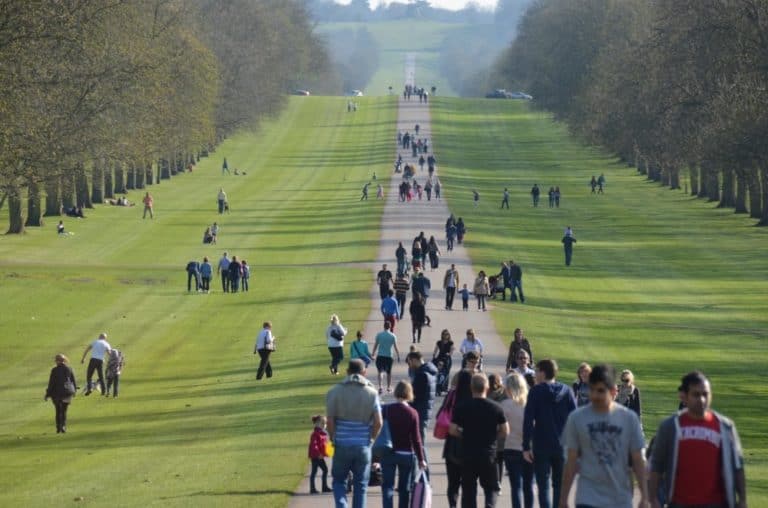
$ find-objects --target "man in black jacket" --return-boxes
[407,351,438,460]
[509,260,525,302]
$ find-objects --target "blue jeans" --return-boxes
[510,280,524,302]
[332,444,371,508]
[382,452,415,508]
[533,448,564,508]
[503,450,534,508]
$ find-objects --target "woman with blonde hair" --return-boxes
[616,369,641,418]
[326,314,347,375]
[572,362,592,407]
[381,380,426,508]
[501,372,533,508]
[44,354,78,433]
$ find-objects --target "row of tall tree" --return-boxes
[0,0,334,233]
[492,0,768,225]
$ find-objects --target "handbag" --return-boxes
[433,390,455,440]
[410,470,432,508]
[372,406,393,458]
[63,378,76,396]
[330,328,344,341]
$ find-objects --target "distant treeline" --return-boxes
[0,0,337,234]
[324,28,380,93]
[490,0,768,225]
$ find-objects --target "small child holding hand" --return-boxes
[458,283,471,311]
[307,415,332,494]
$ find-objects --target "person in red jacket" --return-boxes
[307,415,332,494]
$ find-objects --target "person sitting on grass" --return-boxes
[203,227,214,244]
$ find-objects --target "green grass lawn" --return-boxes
[0,96,396,507]
[430,97,768,503]
[318,20,464,96]
[2,93,766,507]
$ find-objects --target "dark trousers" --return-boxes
[511,280,525,302]
[533,448,564,508]
[396,293,406,319]
[53,399,69,432]
[230,276,240,293]
[476,294,486,310]
[446,237,454,251]
[412,323,423,343]
[446,460,462,508]
[86,358,105,393]
[256,349,273,379]
[461,454,499,508]
[504,450,534,508]
[106,374,120,397]
[201,276,210,291]
[218,199,225,214]
[328,347,344,373]
[221,272,230,292]
[242,277,249,291]
[310,458,329,491]
[446,286,456,309]
[379,285,389,300]
[564,247,573,266]
[187,272,200,291]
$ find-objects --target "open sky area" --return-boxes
[335,0,499,11]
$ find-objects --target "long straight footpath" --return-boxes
[289,98,513,508]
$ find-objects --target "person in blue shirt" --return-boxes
[380,289,400,332]
[199,257,212,293]
[372,322,401,395]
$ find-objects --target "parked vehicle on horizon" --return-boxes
[345,89,364,97]
[485,89,532,100]
[292,89,311,96]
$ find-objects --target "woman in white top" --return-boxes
[459,328,484,370]
[326,314,347,375]
[500,372,534,508]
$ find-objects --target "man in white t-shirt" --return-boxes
[560,364,649,508]
[254,322,276,380]
[80,332,112,396]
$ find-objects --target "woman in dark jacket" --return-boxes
[409,295,427,344]
[45,354,77,433]
[440,370,473,508]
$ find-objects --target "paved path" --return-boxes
[290,98,516,507]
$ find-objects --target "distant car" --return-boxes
[345,90,364,97]
[292,89,310,96]
[485,89,532,100]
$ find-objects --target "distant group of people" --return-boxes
[403,84,429,102]
[184,252,250,293]
[203,222,219,244]
[590,173,606,193]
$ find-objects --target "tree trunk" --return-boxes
[104,161,114,199]
[44,176,61,216]
[648,162,661,182]
[698,162,709,198]
[75,163,91,208]
[689,163,699,196]
[6,185,25,234]
[170,153,179,176]
[145,161,153,186]
[718,167,734,208]
[126,162,136,189]
[61,172,75,210]
[734,168,748,214]
[113,161,126,194]
[637,157,647,175]
[25,180,43,226]
[748,163,762,219]
[701,161,719,202]
[160,158,171,180]
[136,161,145,189]
[155,160,161,184]
[91,158,104,204]
[669,165,680,189]
[758,162,768,226]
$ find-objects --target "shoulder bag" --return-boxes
[372,405,393,459]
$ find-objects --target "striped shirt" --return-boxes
[334,418,376,446]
